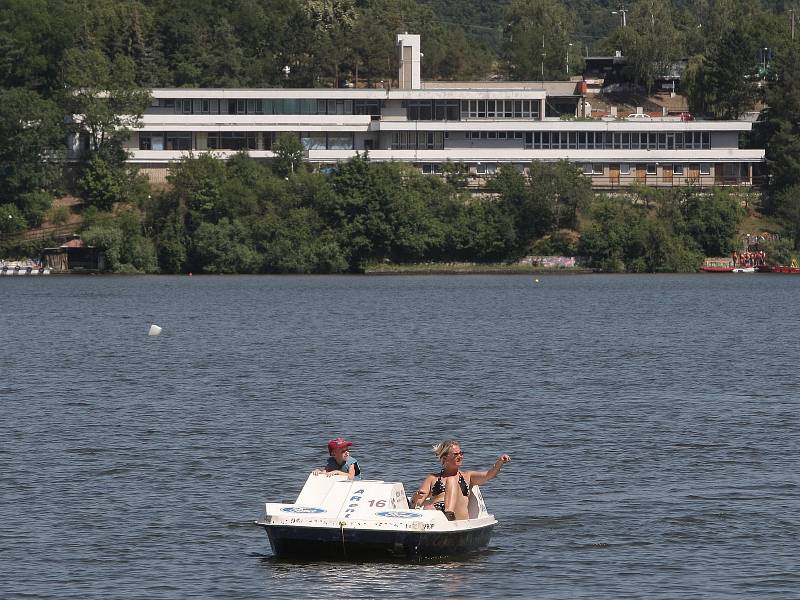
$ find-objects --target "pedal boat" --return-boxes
[256,473,497,560]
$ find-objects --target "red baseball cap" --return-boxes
[327,437,353,454]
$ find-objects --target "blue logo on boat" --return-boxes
[281,507,325,514]
[376,511,422,519]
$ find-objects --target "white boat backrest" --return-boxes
[467,485,489,519]
[295,473,409,518]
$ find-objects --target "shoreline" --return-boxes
[364,262,594,275]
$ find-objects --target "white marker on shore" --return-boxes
[148,324,162,337]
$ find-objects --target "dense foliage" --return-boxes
[2,0,800,268]
[140,154,595,274]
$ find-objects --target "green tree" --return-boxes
[604,1,681,94]
[760,41,800,196]
[529,161,593,230]
[701,26,759,119]
[81,223,124,271]
[774,185,800,250]
[501,0,576,80]
[0,88,64,205]
[61,47,151,153]
[0,204,26,235]
[190,218,260,274]
[272,134,306,178]
[681,188,743,256]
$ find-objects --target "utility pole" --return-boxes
[566,43,573,75]
[541,34,546,82]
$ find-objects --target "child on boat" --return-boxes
[313,437,362,480]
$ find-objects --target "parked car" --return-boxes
[679,112,694,121]
[626,113,651,120]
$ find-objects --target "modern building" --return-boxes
[120,33,764,189]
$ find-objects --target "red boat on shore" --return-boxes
[700,258,734,273]
[757,264,800,273]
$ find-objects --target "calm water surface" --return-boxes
[1,274,799,598]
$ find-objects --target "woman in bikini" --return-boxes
[412,440,511,520]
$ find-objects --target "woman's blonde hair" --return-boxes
[432,440,460,461]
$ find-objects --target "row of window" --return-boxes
[466,131,525,140]
[158,98,381,116]
[416,162,749,179]
[581,163,712,176]
[581,163,747,178]
[391,131,446,150]
[139,131,357,151]
[300,133,355,151]
[154,97,542,120]
[528,131,713,150]
[461,100,540,120]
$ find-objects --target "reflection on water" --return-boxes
[2,274,800,598]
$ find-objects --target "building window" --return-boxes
[300,134,327,150]
[353,100,382,115]
[722,163,741,179]
[620,163,630,175]
[327,134,354,150]
[592,164,604,175]
[673,164,684,175]
[165,132,192,150]
[247,99,263,114]
[139,135,152,150]
[207,132,258,150]
[582,163,593,175]
[700,163,711,175]
[460,98,538,120]
[391,131,443,150]
[646,163,657,175]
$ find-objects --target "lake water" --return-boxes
[2,274,799,598]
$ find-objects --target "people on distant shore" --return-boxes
[313,437,361,480]
[731,249,766,268]
[412,440,510,520]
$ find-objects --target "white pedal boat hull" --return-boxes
[257,474,497,560]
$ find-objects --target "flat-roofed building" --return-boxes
[114,33,764,189]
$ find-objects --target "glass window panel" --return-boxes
[165,132,192,150]
[301,134,326,150]
[328,135,353,150]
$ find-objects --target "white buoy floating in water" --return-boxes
[148,324,162,337]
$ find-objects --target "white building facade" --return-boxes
[122,34,765,189]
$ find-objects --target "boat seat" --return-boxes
[467,486,486,519]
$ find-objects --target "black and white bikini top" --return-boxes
[430,471,469,497]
